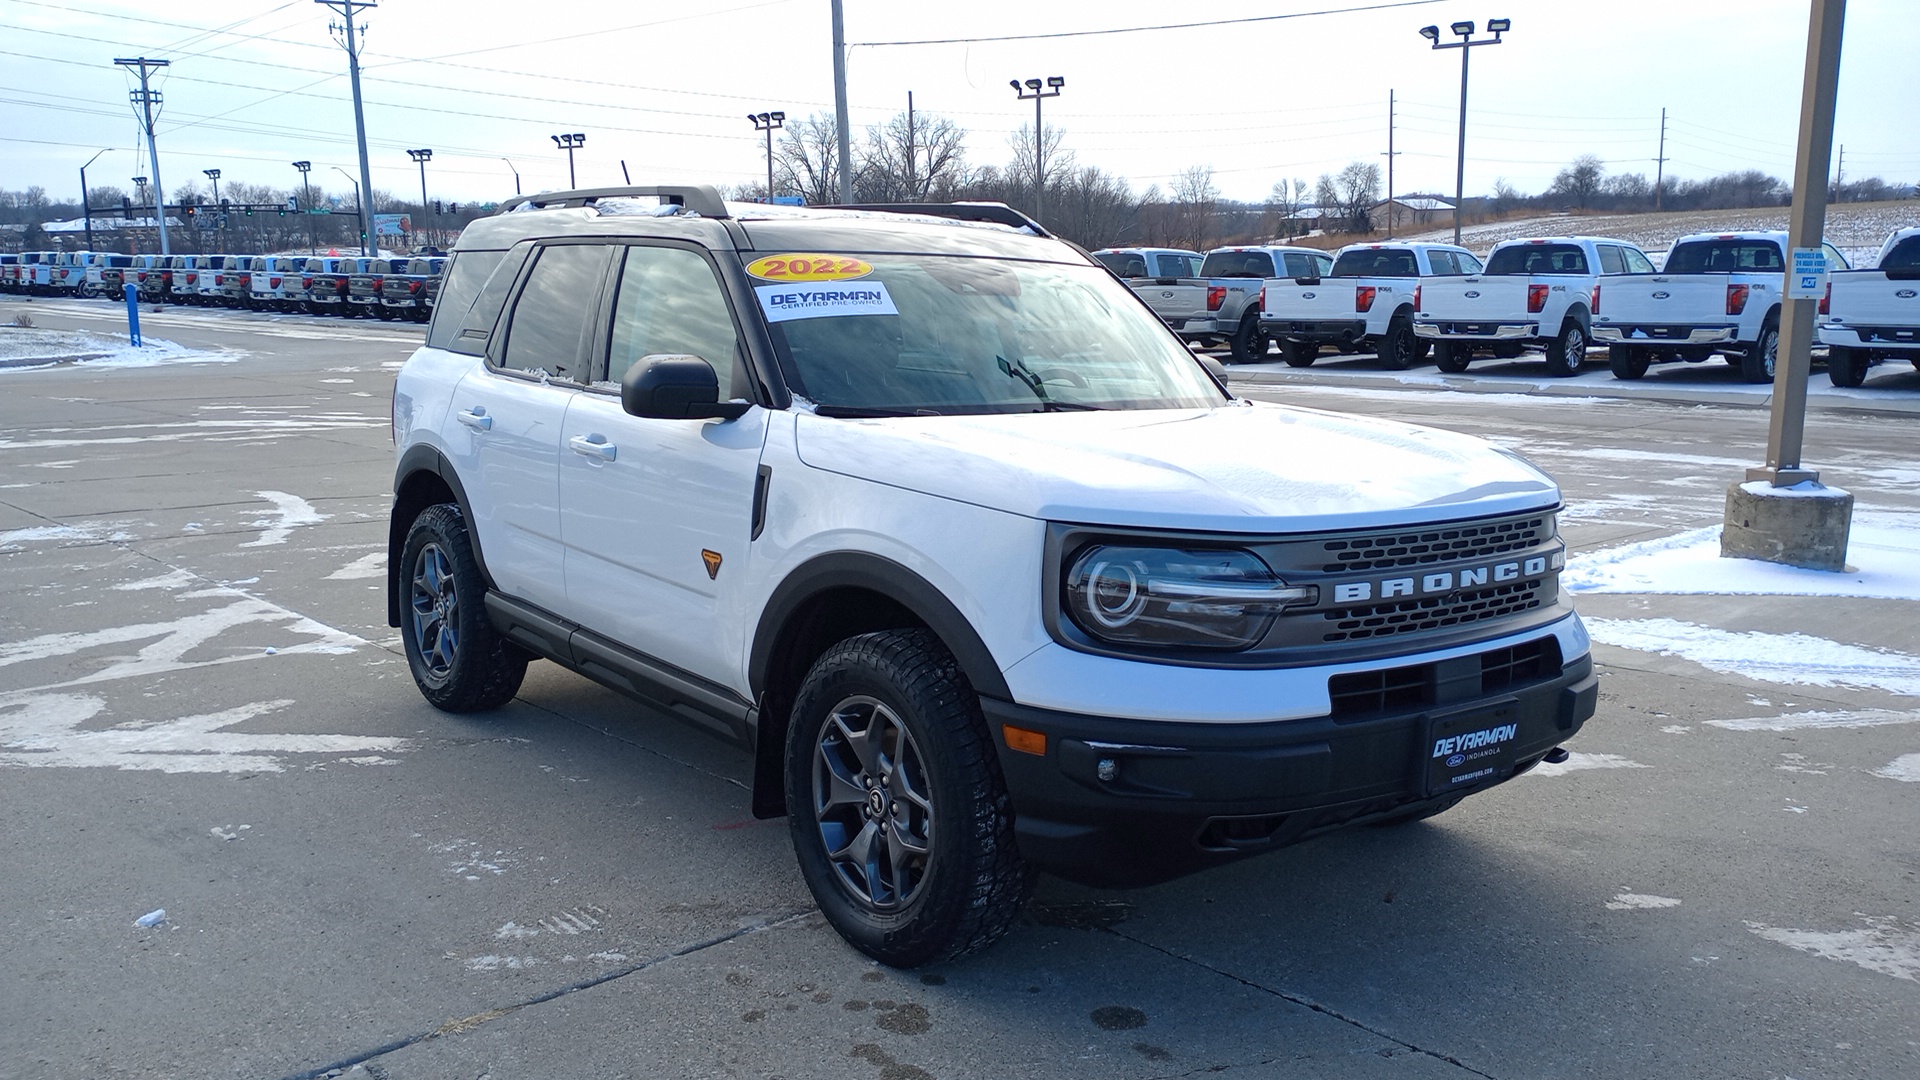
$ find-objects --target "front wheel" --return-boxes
[1433,342,1471,373]
[1608,344,1650,380]
[786,629,1033,968]
[1826,346,1868,388]
[1229,314,1267,362]
[1739,318,1780,383]
[399,504,528,712]
[1378,317,1418,370]
[1547,321,1588,377]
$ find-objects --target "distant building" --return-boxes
[1373,196,1455,233]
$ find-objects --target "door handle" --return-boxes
[456,408,492,431]
[569,434,616,461]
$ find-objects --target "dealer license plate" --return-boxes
[1424,701,1520,796]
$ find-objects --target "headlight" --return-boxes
[1064,545,1317,650]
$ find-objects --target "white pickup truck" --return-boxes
[1591,231,1851,382]
[1261,242,1482,369]
[1157,245,1334,361]
[1415,236,1656,376]
[1821,226,1920,387]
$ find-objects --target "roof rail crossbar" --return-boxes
[815,201,1050,238]
[508,185,729,218]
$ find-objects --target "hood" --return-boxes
[794,400,1559,532]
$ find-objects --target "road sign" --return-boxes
[1787,247,1830,300]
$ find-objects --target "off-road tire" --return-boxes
[400,503,527,713]
[786,629,1033,968]
[1229,313,1267,362]
[1280,339,1316,367]
[1739,316,1780,383]
[1379,315,1418,370]
[1826,346,1868,388]
[1609,344,1650,380]
[1433,342,1471,373]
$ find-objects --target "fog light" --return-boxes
[1096,758,1118,782]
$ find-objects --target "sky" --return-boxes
[3,0,1918,210]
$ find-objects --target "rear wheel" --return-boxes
[1433,342,1471,374]
[1609,344,1650,380]
[1546,321,1588,377]
[1378,316,1418,370]
[1739,317,1780,383]
[1280,339,1316,368]
[1826,346,1868,388]
[786,629,1033,968]
[1229,313,1267,362]
[399,504,527,713]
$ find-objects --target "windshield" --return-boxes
[757,255,1226,417]
[1663,240,1783,274]
[1200,250,1274,278]
[1331,249,1419,277]
[1484,244,1589,275]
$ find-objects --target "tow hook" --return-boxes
[1542,747,1571,764]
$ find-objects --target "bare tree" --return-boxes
[1004,123,1071,218]
[1266,177,1308,238]
[1047,166,1139,250]
[856,110,968,202]
[773,112,843,205]
[1169,165,1218,251]
[1489,178,1522,215]
[1548,155,1606,209]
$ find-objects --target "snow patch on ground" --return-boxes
[1586,618,1920,697]
[1870,754,1920,783]
[1607,893,1682,910]
[1746,915,1920,983]
[1707,710,1920,732]
[1565,523,1920,599]
[1527,752,1650,777]
[0,327,237,369]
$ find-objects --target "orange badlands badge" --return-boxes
[701,550,723,579]
[744,254,874,282]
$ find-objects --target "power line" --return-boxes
[848,0,1449,46]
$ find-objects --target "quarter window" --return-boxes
[1598,245,1627,275]
[605,246,741,392]
[1622,247,1655,274]
[499,244,607,380]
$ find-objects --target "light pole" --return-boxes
[407,148,432,250]
[551,133,585,188]
[334,165,365,254]
[80,148,109,252]
[131,177,149,255]
[292,161,316,253]
[1419,18,1508,245]
[749,111,786,202]
[1010,76,1064,224]
[203,168,222,242]
[501,157,520,195]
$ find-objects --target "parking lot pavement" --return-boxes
[3,302,1916,1080]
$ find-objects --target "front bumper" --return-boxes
[988,643,1596,887]
[1592,324,1736,345]
[1415,321,1536,340]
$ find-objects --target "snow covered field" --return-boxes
[0,326,235,369]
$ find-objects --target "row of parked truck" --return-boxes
[1097,226,1920,388]
[0,251,446,321]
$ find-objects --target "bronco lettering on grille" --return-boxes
[1332,557,1549,604]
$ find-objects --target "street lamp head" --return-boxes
[572,133,585,144]
[1486,18,1511,33]
[551,134,563,148]
[770,110,785,123]
[292,160,311,173]
[1451,20,1475,36]
[1024,78,1042,90]
[133,176,147,186]
[407,148,433,163]
[203,168,220,180]
[1419,24,1440,41]
[1046,76,1065,89]
[1009,79,1021,91]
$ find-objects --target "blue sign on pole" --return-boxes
[123,282,142,347]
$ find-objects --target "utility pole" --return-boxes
[1381,89,1401,238]
[407,149,432,250]
[115,57,171,256]
[906,91,917,198]
[317,0,376,256]
[80,148,109,252]
[1012,77,1065,224]
[831,0,852,202]
[1654,107,1669,211]
[1834,143,1845,199]
[292,161,315,253]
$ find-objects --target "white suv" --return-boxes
[390,185,1597,967]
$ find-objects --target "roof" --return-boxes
[1377,196,1455,212]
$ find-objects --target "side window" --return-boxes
[499,244,607,380]
[426,251,506,351]
[1427,250,1457,275]
[1821,243,1849,271]
[450,245,532,356]
[605,246,741,394]
[1457,252,1485,274]
[1598,245,1627,275]
[1622,247,1655,274]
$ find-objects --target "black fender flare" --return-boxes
[387,444,489,627]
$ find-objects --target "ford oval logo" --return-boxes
[1653,290,1671,299]
[1464,290,1480,298]
[1898,289,1918,299]
[1161,291,1174,298]
[1446,753,1466,768]
[1302,291,1316,299]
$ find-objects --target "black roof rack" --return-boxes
[506,185,729,218]
[813,201,1050,238]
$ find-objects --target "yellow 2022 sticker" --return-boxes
[745,254,873,282]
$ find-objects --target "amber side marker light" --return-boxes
[1003,725,1048,756]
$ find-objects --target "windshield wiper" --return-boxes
[1035,400,1107,412]
[997,354,1049,401]
[813,404,934,418]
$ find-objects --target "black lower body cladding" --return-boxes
[985,645,1595,888]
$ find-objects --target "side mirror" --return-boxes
[1194,352,1231,394]
[621,354,750,420]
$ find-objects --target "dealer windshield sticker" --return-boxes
[755,281,899,323]
[745,254,874,282]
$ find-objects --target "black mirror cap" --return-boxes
[1195,353,1232,395]
[621,354,750,420]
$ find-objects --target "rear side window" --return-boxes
[1484,244,1589,275]
[1200,250,1274,278]
[604,246,741,393]
[1280,253,1321,278]
[1153,253,1201,277]
[1330,249,1418,277]
[428,250,511,353]
[1663,241,1783,274]
[1427,251,1458,275]
[1097,252,1148,278]
[1598,245,1627,274]
[498,244,607,380]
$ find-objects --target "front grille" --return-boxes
[1319,515,1551,573]
[1323,579,1546,643]
[1327,636,1561,719]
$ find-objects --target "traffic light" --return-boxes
[122,196,132,219]
[448,203,459,214]
[433,199,443,215]
[184,204,196,220]
[245,204,254,216]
